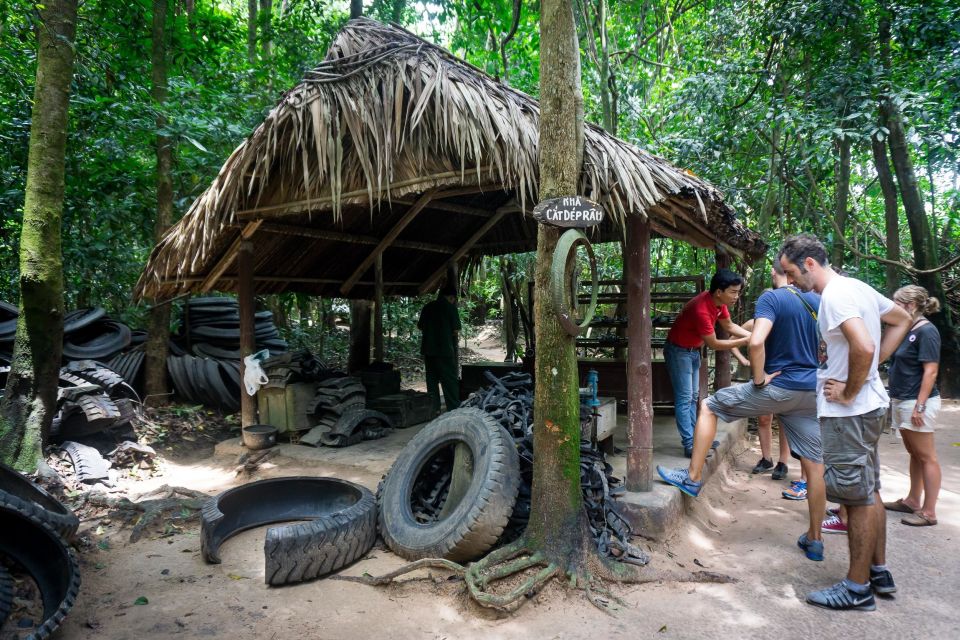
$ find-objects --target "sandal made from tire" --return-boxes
[377,407,521,563]
[201,476,376,585]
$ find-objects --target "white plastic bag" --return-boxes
[243,349,271,396]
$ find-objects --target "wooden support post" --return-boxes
[238,239,257,427]
[374,254,384,362]
[626,216,653,492]
[714,249,732,391]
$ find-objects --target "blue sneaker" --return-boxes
[656,466,702,497]
[806,581,876,611]
[797,533,824,561]
[783,480,807,500]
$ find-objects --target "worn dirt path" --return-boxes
[49,400,959,640]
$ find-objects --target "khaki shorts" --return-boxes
[706,382,821,463]
[891,396,941,433]
[820,407,886,506]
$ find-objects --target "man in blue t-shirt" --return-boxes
[658,260,827,562]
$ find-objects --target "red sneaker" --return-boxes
[821,514,848,534]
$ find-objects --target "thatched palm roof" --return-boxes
[136,18,765,301]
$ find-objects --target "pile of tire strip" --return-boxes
[463,371,649,566]
[0,463,81,637]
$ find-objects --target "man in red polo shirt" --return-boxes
[665,269,751,457]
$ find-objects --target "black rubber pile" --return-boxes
[0,360,139,441]
[0,303,134,366]
[303,375,394,447]
[463,371,649,565]
[166,355,242,412]
[51,361,140,441]
[176,297,287,359]
[0,463,81,638]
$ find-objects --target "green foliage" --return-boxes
[1,0,956,351]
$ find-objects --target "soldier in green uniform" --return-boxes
[418,284,461,413]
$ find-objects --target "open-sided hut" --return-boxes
[136,18,765,490]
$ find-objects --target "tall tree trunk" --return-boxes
[832,135,851,268]
[871,133,901,293]
[0,0,77,472]
[528,0,585,558]
[391,0,405,23]
[259,0,272,61]
[144,0,173,406]
[351,1,363,19]
[247,0,257,63]
[882,97,959,395]
[348,300,372,372]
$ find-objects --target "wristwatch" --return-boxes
[753,379,765,388]
[915,402,926,413]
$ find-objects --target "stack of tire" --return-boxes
[1,303,134,367]
[0,463,81,638]
[166,355,242,413]
[178,297,287,359]
[162,297,287,413]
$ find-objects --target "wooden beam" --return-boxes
[341,189,438,295]
[419,206,515,294]
[392,198,493,218]
[626,217,653,492]
[200,221,262,293]
[235,167,498,220]
[251,222,455,253]
[237,240,257,427]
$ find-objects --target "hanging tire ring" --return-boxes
[549,229,598,337]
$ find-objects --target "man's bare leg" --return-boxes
[872,493,886,566]
[846,500,881,584]
[758,414,773,462]
[799,458,825,541]
[688,399,718,483]
[777,426,792,465]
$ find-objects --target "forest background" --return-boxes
[1,0,957,378]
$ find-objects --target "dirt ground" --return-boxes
[7,332,959,639]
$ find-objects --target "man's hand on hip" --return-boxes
[824,379,854,404]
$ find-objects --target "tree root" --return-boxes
[330,558,465,585]
[333,537,735,614]
[85,485,209,542]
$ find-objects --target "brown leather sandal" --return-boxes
[901,512,937,527]
[883,498,918,514]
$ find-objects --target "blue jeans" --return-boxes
[664,341,701,451]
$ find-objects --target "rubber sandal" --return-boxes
[901,512,937,527]
[883,498,917,514]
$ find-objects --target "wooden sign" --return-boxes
[532,196,605,228]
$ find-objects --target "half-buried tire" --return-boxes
[378,407,521,563]
[201,477,376,586]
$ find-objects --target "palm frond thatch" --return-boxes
[136,18,765,301]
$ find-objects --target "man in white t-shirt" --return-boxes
[779,234,911,612]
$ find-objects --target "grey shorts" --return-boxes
[706,382,821,463]
[820,407,886,506]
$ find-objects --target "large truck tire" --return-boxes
[378,407,520,563]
